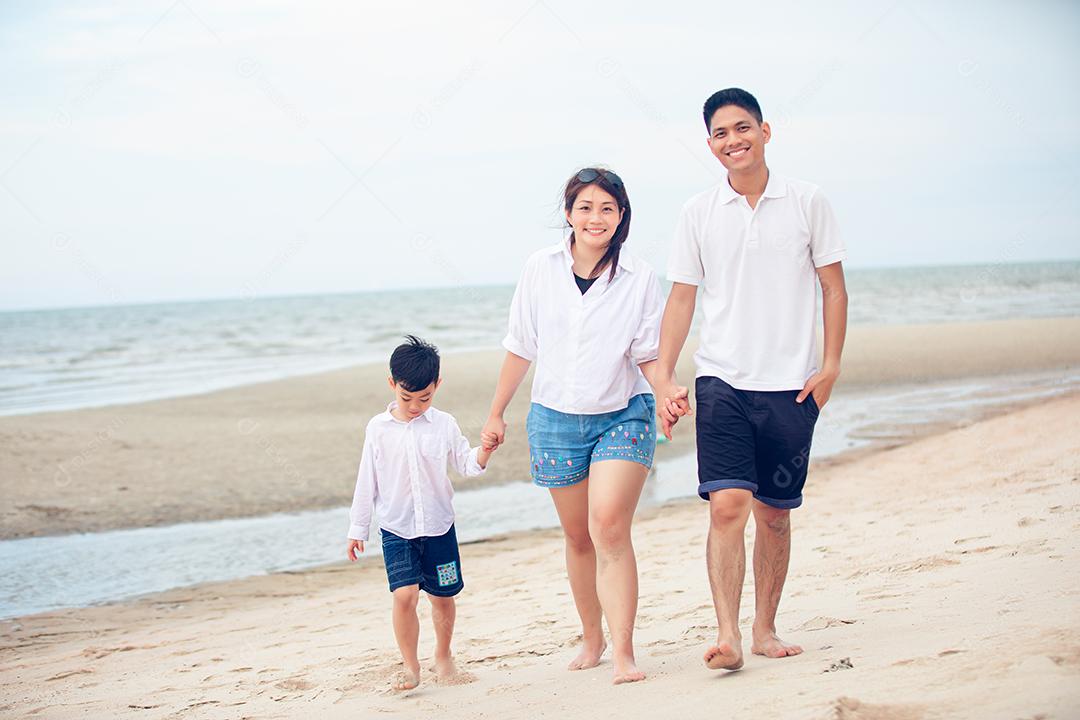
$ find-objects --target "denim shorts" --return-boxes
[380,523,463,597]
[526,393,657,488]
[695,376,818,509]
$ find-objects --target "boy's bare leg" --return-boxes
[703,489,752,671]
[428,595,463,682]
[588,460,648,684]
[750,501,803,658]
[391,585,421,690]
[549,480,607,670]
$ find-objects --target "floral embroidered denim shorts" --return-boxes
[526,393,656,488]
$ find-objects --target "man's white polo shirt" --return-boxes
[667,173,846,391]
[503,237,664,414]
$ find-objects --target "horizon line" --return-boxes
[2,256,1078,315]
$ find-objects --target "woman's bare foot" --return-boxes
[392,666,420,692]
[567,637,607,670]
[751,630,803,658]
[612,652,645,685]
[703,638,744,671]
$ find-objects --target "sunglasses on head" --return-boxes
[576,168,624,189]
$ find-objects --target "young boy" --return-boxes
[655,88,849,671]
[346,335,493,691]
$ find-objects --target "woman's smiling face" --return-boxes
[566,184,624,253]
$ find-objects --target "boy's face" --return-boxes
[388,377,440,419]
[707,104,771,174]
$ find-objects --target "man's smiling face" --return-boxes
[707,104,771,173]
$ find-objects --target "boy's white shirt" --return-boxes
[502,237,664,414]
[667,172,847,391]
[347,403,485,541]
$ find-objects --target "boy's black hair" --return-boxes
[390,335,440,392]
[703,88,763,129]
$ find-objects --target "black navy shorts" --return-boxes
[695,376,819,509]
[380,523,464,597]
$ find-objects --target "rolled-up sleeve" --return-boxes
[447,417,485,478]
[808,188,847,268]
[502,262,539,361]
[347,428,378,540]
[629,268,664,365]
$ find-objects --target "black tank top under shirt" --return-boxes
[574,273,598,294]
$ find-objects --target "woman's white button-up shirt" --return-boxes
[502,238,664,415]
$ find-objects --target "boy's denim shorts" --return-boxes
[380,523,463,597]
[526,393,657,488]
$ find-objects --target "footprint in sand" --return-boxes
[274,677,315,691]
[794,616,856,632]
[824,696,922,720]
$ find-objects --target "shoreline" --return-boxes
[2,393,1078,718]
[2,317,1079,541]
[2,380,1077,623]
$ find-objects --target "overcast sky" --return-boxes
[2,1,1078,311]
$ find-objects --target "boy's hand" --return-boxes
[481,431,501,451]
[347,539,364,561]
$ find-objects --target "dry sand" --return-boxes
[2,317,1079,540]
[2,392,1078,718]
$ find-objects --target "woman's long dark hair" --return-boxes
[563,167,631,282]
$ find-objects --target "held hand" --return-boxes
[656,382,692,439]
[481,415,507,450]
[796,367,840,410]
[347,539,364,561]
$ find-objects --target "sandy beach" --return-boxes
[2,316,1079,541]
[1,387,1078,718]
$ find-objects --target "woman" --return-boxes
[482,167,678,684]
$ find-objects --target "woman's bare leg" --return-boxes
[549,479,607,669]
[587,460,647,684]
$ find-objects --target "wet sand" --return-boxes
[1,316,1079,540]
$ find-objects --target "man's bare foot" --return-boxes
[567,638,607,670]
[612,653,645,685]
[392,667,420,692]
[751,631,803,658]
[703,638,744,671]
[432,655,475,685]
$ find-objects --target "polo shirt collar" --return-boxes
[380,402,435,424]
[718,171,787,204]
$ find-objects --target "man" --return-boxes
[655,88,848,670]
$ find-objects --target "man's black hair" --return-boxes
[703,88,763,130]
[390,335,440,392]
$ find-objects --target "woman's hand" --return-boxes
[652,378,692,439]
[481,415,507,450]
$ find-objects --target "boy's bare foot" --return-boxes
[612,652,645,685]
[432,655,475,685]
[567,638,607,670]
[392,667,420,692]
[751,630,803,658]
[703,637,744,671]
